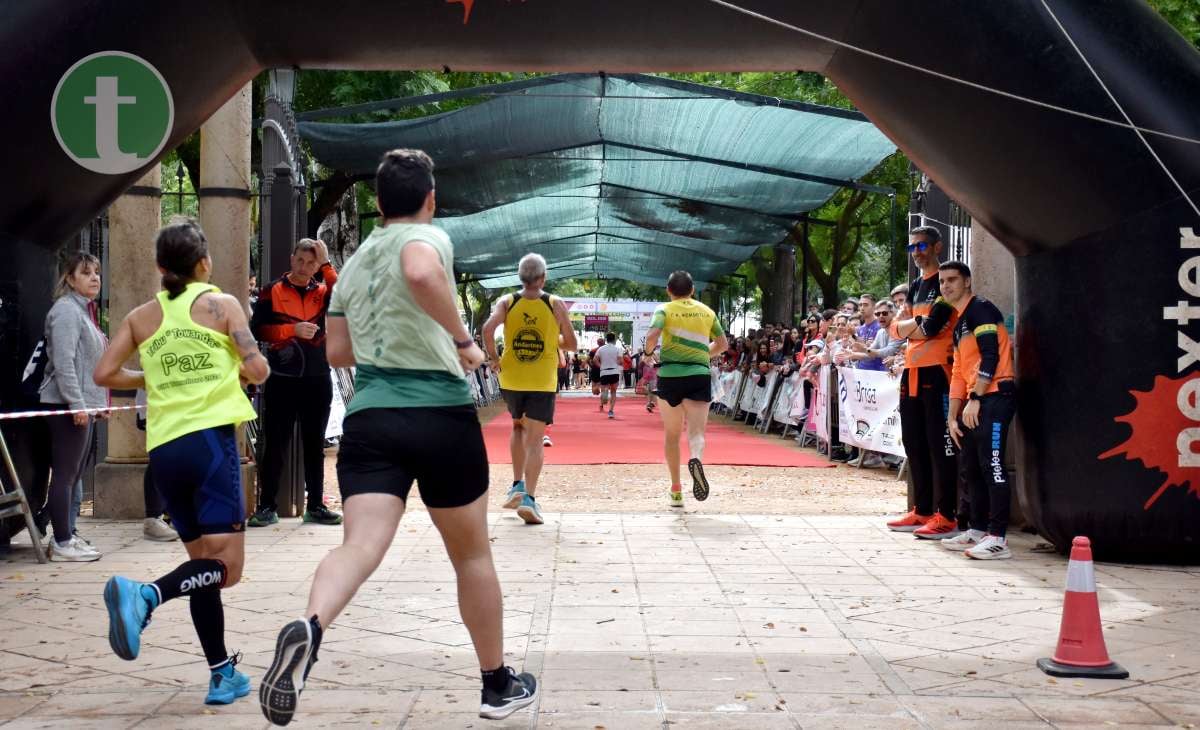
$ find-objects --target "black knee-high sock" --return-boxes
[189,590,229,668]
[150,559,226,605]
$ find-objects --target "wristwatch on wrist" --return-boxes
[454,338,475,349]
[968,392,981,401]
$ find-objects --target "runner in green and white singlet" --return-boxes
[644,270,728,507]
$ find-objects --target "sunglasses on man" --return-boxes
[874,310,891,317]
[906,241,932,253]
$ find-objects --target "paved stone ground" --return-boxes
[2,509,1199,729]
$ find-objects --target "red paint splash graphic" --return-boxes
[447,0,474,24]
[447,0,527,25]
[1098,374,1199,510]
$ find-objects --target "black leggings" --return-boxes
[898,367,958,520]
[46,412,92,544]
[258,374,332,512]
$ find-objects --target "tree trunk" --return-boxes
[767,242,796,324]
[751,250,775,326]
[308,172,355,238]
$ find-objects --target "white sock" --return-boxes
[688,433,705,461]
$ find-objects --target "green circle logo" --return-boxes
[51,51,174,175]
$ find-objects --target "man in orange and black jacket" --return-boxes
[885,226,962,539]
[248,238,343,527]
[942,261,1017,560]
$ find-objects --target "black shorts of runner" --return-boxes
[589,367,601,384]
[337,406,489,508]
[148,425,244,543]
[501,389,556,425]
[599,373,621,386]
[656,374,712,407]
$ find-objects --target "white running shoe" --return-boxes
[143,517,179,542]
[542,435,553,447]
[965,534,1011,560]
[941,529,985,552]
[51,537,101,562]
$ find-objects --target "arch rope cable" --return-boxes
[1037,0,1199,217]
[702,0,1200,148]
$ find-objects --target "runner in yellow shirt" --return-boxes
[483,253,577,524]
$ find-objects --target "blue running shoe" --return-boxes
[206,654,252,705]
[103,576,156,661]
[503,480,526,510]
[517,494,544,525]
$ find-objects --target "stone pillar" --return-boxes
[198,83,257,515]
[968,221,1016,317]
[93,167,161,518]
[199,84,252,308]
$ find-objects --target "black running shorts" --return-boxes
[599,373,621,386]
[656,374,713,407]
[501,389,556,425]
[337,406,489,508]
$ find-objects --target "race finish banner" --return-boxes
[835,366,905,458]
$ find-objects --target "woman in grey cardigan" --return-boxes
[39,251,108,562]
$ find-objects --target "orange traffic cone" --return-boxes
[1037,536,1129,679]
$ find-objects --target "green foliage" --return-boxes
[159,149,199,221]
[1148,0,1199,47]
[292,70,526,123]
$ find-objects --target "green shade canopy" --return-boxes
[299,73,896,288]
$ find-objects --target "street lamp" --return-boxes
[175,162,186,214]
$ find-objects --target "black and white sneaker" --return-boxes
[260,619,318,726]
[688,457,710,502]
[479,667,538,720]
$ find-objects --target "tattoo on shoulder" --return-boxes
[204,295,225,322]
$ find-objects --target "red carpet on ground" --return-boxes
[483,393,832,467]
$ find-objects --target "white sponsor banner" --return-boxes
[326,369,346,439]
[808,365,830,441]
[632,312,654,351]
[834,366,905,458]
[774,373,801,425]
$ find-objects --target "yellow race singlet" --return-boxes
[498,292,560,393]
[138,282,257,451]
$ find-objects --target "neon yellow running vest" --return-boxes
[498,292,560,393]
[138,282,257,451]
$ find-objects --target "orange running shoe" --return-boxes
[886,509,931,532]
[913,513,961,540]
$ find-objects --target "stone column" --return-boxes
[198,83,257,516]
[199,83,252,308]
[968,221,1016,317]
[93,167,161,518]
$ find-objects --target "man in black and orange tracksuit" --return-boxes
[249,238,343,526]
[886,226,962,539]
[940,261,1017,560]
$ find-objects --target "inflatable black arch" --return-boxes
[1,0,1198,561]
